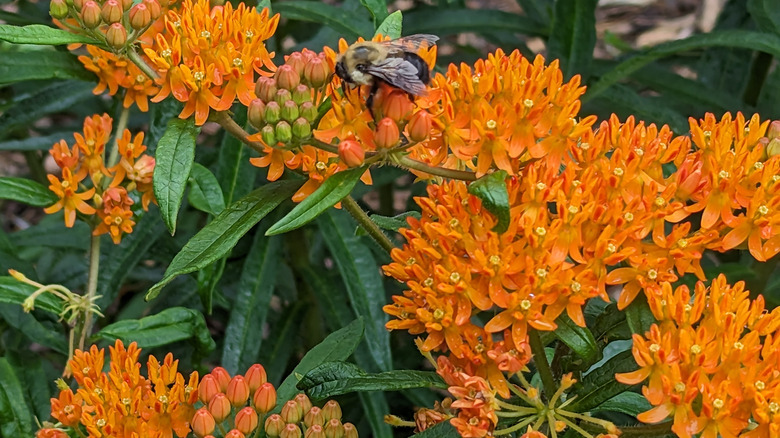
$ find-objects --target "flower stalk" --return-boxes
[342,195,395,254]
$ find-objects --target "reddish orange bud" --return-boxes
[275,65,301,91]
[120,0,132,10]
[142,0,161,18]
[265,414,285,438]
[227,375,250,407]
[343,423,358,438]
[208,393,232,423]
[80,1,102,28]
[324,419,344,438]
[256,77,277,103]
[253,382,277,413]
[105,22,127,49]
[225,430,246,438]
[211,367,231,391]
[280,424,303,438]
[198,375,220,404]
[281,399,302,424]
[248,99,266,129]
[235,407,259,434]
[294,394,313,415]
[72,0,85,11]
[37,428,68,438]
[305,425,325,438]
[374,117,400,149]
[49,0,69,19]
[191,408,216,438]
[407,110,432,142]
[285,52,306,75]
[245,364,267,391]
[322,401,342,421]
[338,140,364,168]
[128,3,152,29]
[101,0,122,24]
[304,406,325,428]
[380,90,414,122]
[303,56,331,88]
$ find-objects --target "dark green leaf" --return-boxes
[553,313,600,368]
[625,294,655,335]
[153,118,200,235]
[6,353,52,422]
[273,317,365,411]
[0,132,74,151]
[748,0,780,35]
[318,210,392,372]
[592,391,651,417]
[589,85,687,133]
[410,421,459,438]
[374,10,400,38]
[216,110,255,205]
[592,302,631,344]
[9,216,90,250]
[361,0,388,26]
[0,358,33,437]
[267,167,365,235]
[0,304,67,353]
[585,30,780,102]
[547,0,596,79]
[467,170,510,234]
[188,163,226,216]
[0,177,56,207]
[358,392,392,438]
[568,350,637,412]
[95,307,216,354]
[146,99,182,155]
[260,302,305,387]
[0,49,94,84]
[370,211,421,232]
[404,9,547,38]
[145,180,300,300]
[514,0,552,26]
[298,361,447,400]
[273,1,373,39]
[0,276,62,315]
[0,24,100,45]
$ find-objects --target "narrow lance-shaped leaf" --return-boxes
[272,2,374,39]
[0,177,56,207]
[0,358,34,437]
[567,350,638,413]
[0,276,62,315]
[546,0,597,79]
[188,163,226,216]
[553,314,601,368]
[0,24,100,45]
[0,50,94,85]
[153,118,200,235]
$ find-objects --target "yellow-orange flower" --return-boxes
[44,167,96,228]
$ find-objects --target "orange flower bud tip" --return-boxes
[101,0,123,24]
[256,77,277,103]
[294,393,312,414]
[305,425,325,438]
[198,374,220,404]
[407,110,432,142]
[252,382,277,413]
[80,1,102,29]
[208,393,232,422]
[226,375,251,407]
[374,117,401,149]
[285,52,306,75]
[264,414,285,438]
[338,140,365,168]
[281,399,302,424]
[280,424,303,438]
[768,120,780,139]
[142,0,161,19]
[303,56,331,88]
[324,419,344,438]
[248,99,266,129]
[235,406,259,434]
[245,364,267,391]
[322,400,342,421]
[106,23,127,49]
[343,423,358,438]
[275,65,301,91]
[192,408,216,438]
[129,3,152,30]
[304,406,325,428]
[225,430,246,438]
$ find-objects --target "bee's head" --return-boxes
[335,59,351,83]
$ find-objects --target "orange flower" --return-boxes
[44,167,96,228]
[78,45,160,111]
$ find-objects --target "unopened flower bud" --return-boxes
[120,0,132,11]
[300,102,318,123]
[253,382,276,413]
[49,0,69,19]
[285,52,305,75]
[226,375,250,407]
[210,367,231,391]
[225,430,246,438]
[306,425,325,438]
[248,99,266,129]
[280,424,303,438]
[292,118,311,140]
[72,0,84,11]
[769,138,780,157]
[274,89,292,105]
[80,1,102,28]
[191,409,216,438]
[381,90,413,122]
[322,400,342,421]
[281,100,300,122]
[303,57,331,88]
[261,125,277,146]
[292,84,312,104]
[294,394,313,415]
[407,110,432,142]
[198,375,220,404]
[256,77,277,102]
[281,399,302,424]
[129,3,152,29]
[374,117,400,148]
[101,0,123,24]
[304,406,325,428]
[324,419,344,438]
[244,364,267,392]
[208,393,231,422]
[275,65,301,91]
[264,101,281,124]
[338,140,364,168]
[275,121,292,144]
[264,414,285,438]
[142,0,161,19]
[106,23,127,48]
[235,407,259,434]
[343,423,357,438]
[768,120,780,139]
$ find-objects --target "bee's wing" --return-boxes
[382,34,439,54]
[365,57,427,95]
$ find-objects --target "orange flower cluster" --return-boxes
[144,0,279,125]
[39,340,199,438]
[45,113,155,244]
[617,275,780,438]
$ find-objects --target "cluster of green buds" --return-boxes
[49,0,163,49]
[247,49,332,148]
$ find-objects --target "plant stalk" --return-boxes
[395,156,477,181]
[342,195,395,254]
[127,48,160,81]
[528,328,556,399]
[79,234,101,349]
[213,111,266,155]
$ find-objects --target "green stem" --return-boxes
[79,234,101,350]
[529,328,556,399]
[615,421,673,437]
[126,48,159,81]
[394,156,477,181]
[309,137,339,155]
[742,51,773,107]
[107,105,130,168]
[342,196,395,254]
[212,111,266,155]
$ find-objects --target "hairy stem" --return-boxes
[127,48,160,81]
[529,328,556,399]
[79,234,101,350]
[342,196,395,254]
[395,156,477,181]
[212,111,266,155]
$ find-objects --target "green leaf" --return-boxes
[589,85,687,133]
[404,9,547,38]
[267,167,365,235]
[0,177,56,207]
[592,391,652,417]
[553,313,600,368]
[259,302,305,387]
[625,294,655,335]
[221,221,281,375]
[370,211,421,231]
[748,0,780,35]
[153,118,200,235]
[318,210,392,372]
[298,361,447,400]
[0,276,62,315]
[374,10,400,38]
[216,110,255,205]
[547,0,597,79]
[591,302,632,344]
[0,132,74,151]
[361,0,388,26]
[146,99,182,155]
[145,180,300,300]
[6,353,52,422]
[0,304,67,353]
[273,317,365,410]
[0,81,95,141]
[0,49,94,84]
[467,170,510,234]
[410,421,459,438]
[585,30,780,103]
[0,24,100,45]
[188,163,226,216]
[514,0,552,26]
[0,358,33,437]
[95,307,216,354]
[568,350,637,413]
[273,1,373,38]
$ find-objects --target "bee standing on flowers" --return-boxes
[334,34,439,116]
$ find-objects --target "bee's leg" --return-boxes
[365,81,380,119]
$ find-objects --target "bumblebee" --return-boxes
[334,34,439,114]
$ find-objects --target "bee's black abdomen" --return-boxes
[403,52,431,84]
